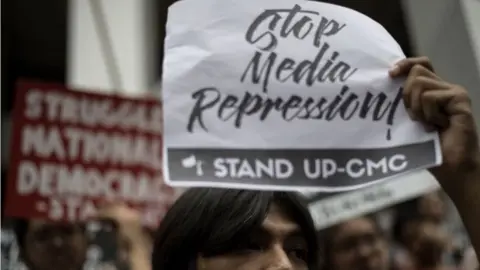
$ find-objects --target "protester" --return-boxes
[152,188,320,270]
[407,219,452,270]
[13,218,88,270]
[321,213,454,270]
[396,191,468,253]
[416,192,446,224]
[319,215,390,270]
[393,192,470,268]
[394,217,452,270]
[13,204,151,270]
[151,56,480,269]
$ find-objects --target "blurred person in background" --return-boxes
[320,214,452,270]
[394,192,468,267]
[392,215,452,270]
[152,188,320,270]
[319,215,391,270]
[14,218,88,270]
[416,192,447,223]
[392,192,447,229]
[415,191,469,258]
[14,204,151,270]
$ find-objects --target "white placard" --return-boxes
[161,0,441,191]
[308,170,440,229]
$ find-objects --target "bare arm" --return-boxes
[129,244,152,270]
[441,168,480,255]
[96,203,152,270]
[389,56,480,255]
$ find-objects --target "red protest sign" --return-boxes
[5,81,174,227]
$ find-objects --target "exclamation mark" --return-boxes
[386,87,403,140]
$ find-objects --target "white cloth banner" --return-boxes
[161,0,442,191]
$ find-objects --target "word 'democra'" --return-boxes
[161,0,441,191]
[5,81,175,227]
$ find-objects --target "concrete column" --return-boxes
[402,0,480,125]
[460,0,480,74]
[67,0,157,95]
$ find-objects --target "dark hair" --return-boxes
[151,188,320,270]
[318,215,383,270]
[13,218,29,251]
[392,198,424,245]
[13,218,87,256]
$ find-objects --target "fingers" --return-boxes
[400,62,471,129]
[389,56,435,77]
[407,80,451,122]
[421,87,471,117]
[412,87,471,129]
[420,90,450,129]
[96,203,141,224]
[403,65,450,121]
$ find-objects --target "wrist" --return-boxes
[129,244,152,270]
[129,233,152,256]
[441,159,480,203]
[435,152,480,192]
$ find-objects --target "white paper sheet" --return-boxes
[161,0,441,191]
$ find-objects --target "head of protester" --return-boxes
[13,204,152,270]
[392,209,450,270]
[416,192,446,223]
[14,219,88,270]
[398,192,447,224]
[320,215,390,270]
[152,188,320,270]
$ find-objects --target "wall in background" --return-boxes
[67,0,158,94]
[460,0,480,73]
[403,0,480,125]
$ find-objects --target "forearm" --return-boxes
[129,245,152,270]
[440,169,480,254]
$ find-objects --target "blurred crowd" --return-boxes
[320,191,478,270]
[1,190,478,270]
[1,204,153,270]
[3,0,480,268]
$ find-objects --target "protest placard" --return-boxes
[161,0,441,191]
[306,170,440,229]
[5,81,174,227]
